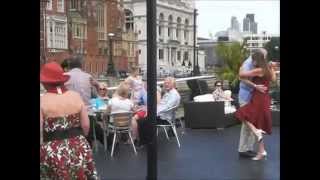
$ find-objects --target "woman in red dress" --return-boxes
[235,51,277,161]
[40,62,99,179]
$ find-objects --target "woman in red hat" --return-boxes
[40,62,99,179]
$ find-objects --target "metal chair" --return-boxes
[106,112,137,157]
[156,106,181,148]
[88,110,99,153]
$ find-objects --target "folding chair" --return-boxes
[107,112,137,157]
[156,106,181,148]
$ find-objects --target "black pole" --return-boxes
[108,37,114,76]
[197,47,199,73]
[193,9,199,76]
[146,0,157,180]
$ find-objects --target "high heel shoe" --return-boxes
[255,129,266,142]
[252,151,267,161]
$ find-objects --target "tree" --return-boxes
[215,41,249,92]
[264,37,280,61]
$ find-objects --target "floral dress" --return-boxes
[40,91,98,180]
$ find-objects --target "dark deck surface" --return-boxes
[93,125,280,180]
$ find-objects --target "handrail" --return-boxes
[105,75,215,91]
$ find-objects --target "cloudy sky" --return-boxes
[195,0,280,38]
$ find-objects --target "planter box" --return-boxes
[184,101,239,129]
[272,110,280,126]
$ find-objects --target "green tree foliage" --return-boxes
[215,41,249,89]
[264,37,280,61]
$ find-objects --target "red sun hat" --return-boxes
[40,62,70,84]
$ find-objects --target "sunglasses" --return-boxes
[216,84,222,87]
[99,88,107,90]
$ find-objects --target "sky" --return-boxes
[195,0,280,38]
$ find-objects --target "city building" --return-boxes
[243,31,278,52]
[42,0,138,77]
[45,0,69,64]
[40,0,47,66]
[215,29,243,42]
[243,13,258,34]
[198,37,233,68]
[231,16,240,32]
[123,0,196,74]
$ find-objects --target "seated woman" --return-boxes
[107,82,134,119]
[98,82,109,101]
[212,81,233,101]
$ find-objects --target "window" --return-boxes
[158,26,162,36]
[70,0,79,10]
[176,17,181,39]
[168,15,173,38]
[97,4,106,40]
[177,51,181,61]
[125,9,134,32]
[72,23,87,39]
[184,19,189,41]
[183,51,189,61]
[159,49,164,60]
[159,13,164,37]
[57,0,64,12]
[47,19,68,49]
[46,0,52,10]
[96,63,99,74]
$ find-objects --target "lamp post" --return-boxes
[107,33,116,76]
[193,9,200,76]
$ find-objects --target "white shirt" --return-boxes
[157,88,181,121]
[64,68,93,105]
[109,97,134,114]
[108,97,134,123]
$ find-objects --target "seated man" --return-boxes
[157,77,181,124]
[137,77,181,145]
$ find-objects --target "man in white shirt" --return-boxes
[157,77,181,121]
[137,77,181,146]
[64,56,102,147]
[64,56,100,106]
[156,77,181,138]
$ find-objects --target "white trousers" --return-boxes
[238,100,256,152]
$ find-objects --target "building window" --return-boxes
[46,0,52,10]
[176,17,181,40]
[70,0,80,10]
[47,19,68,49]
[168,15,173,38]
[184,19,189,41]
[57,0,64,12]
[177,51,181,61]
[139,49,141,54]
[158,26,162,36]
[183,51,189,61]
[125,9,134,32]
[159,13,164,37]
[97,4,106,40]
[159,49,164,60]
[96,63,99,74]
[72,23,87,39]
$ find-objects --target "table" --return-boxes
[88,107,108,153]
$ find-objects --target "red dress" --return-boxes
[235,76,272,134]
